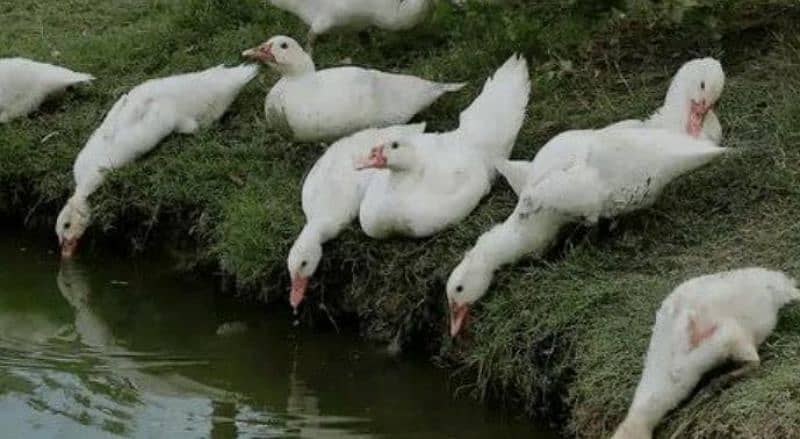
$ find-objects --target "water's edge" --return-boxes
[0,225,557,438]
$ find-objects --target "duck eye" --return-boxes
[391,142,399,150]
[280,42,289,50]
[455,285,464,293]
[64,222,71,230]
[700,81,706,90]
[300,260,308,268]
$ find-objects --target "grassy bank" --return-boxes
[2,0,800,437]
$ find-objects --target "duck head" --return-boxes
[666,57,725,138]
[55,195,90,259]
[242,35,315,76]
[445,251,494,337]
[355,138,418,172]
[287,227,323,310]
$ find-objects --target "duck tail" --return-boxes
[757,268,800,306]
[456,54,530,161]
[440,82,467,93]
[226,63,260,85]
[61,71,95,85]
[781,273,800,303]
[42,66,95,87]
[495,159,530,197]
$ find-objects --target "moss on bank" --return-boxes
[2,0,800,437]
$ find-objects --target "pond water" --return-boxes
[0,232,555,438]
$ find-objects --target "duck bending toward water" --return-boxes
[242,35,464,142]
[267,0,434,50]
[0,58,94,123]
[613,268,799,439]
[55,64,257,258]
[287,123,426,310]
[446,128,728,336]
[355,54,530,239]
[605,58,725,143]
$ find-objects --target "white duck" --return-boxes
[605,58,725,143]
[446,128,728,336]
[55,64,257,257]
[242,35,464,142]
[0,58,94,123]
[287,123,426,310]
[613,268,799,439]
[267,0,434,49]
[354,54,530,239]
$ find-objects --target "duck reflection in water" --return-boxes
[57,261,230,397]
[0,262,232,437]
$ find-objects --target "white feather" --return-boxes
[268,0,434,38]
[358,54,530,239]
[287,123,427,281]
[74,64,257,197]
[56,64,256,246]
[614,268,799,439]
[260,36,464,142]
[604,57,726,144]
[447,127,727,310]
[0,58,94,123]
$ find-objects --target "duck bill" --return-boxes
[355,145,387,170]
[290,275,309,310]
[449,302,470,337]
[242,43,275,63]
[686,99,710,137]
[60,238,79,259]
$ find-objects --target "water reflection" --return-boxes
[0,237,552,438]
[0,262,224,437]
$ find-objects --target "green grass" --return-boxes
[2,0,800,437]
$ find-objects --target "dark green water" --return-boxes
[0,233,554,439]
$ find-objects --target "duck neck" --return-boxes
[613,412,654,439]
[385,150,423,177]
[302,221,336,245]
[624,375,684,437]
[67,193,91,218]
[473,210,564,271]
[282,56,316,78]
[649,89,692,135]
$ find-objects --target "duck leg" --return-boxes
[706,360,760,393]
[707,334,760,392]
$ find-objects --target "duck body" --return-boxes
[357,54,530,239]
[446,128,727,337]
[501,128,727,224]
[73,64,257,198]
[266,66,463,142]
[613,268,800,439]
[268,0,434,38]
[287,124,427,308]
[56,64,257,257]
[301,123,427,239]
[359,132,495,238]
[0,58,94,123]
